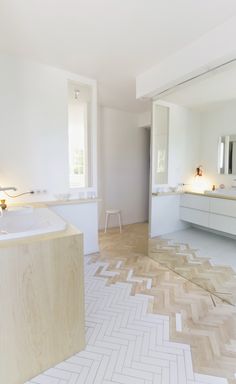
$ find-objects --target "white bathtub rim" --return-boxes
[0,207,67,242]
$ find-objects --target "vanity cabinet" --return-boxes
[210,197,236,217]
[209,213,236,235]
[180,194,210,211]
[180,193,236,236]
[180,207,209,227]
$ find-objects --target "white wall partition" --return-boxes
[0,54,99,254]
[151,101,201,192]
[0,53,97,196]
[150,100,201,237]
[150,195,188,237]
[51,202,99,254]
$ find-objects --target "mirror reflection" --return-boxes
[152,104,169,185]
[218,134,236,175]
[149,61,236,305]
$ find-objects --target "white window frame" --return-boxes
[67,77,97,194]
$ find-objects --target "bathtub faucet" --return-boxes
[0,199,7,217]
[0,186,17,192]
[0,186,17,214]
[0,199,7,211]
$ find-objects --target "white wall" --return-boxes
[0,54,99,255]
[169,104,202,187]
[137,110,152,128]
[152,101,201,191]
[136,16,236,98]
[0,54,97,197]
[200,99,236,187]
[98,107,150,228]
[150,195,188,237]
[51,202,99,254]
[1,54,152,236]
[150,101,201,237]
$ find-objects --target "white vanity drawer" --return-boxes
[180,194,210,212]
[210,198,236,218]
[209,213,236,235]
[180,207,209,227]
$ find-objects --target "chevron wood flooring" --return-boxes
[26,223,236,384]
[149,236,236,305]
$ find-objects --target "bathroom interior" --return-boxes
[1,2,236,384]
[149,60,236,306]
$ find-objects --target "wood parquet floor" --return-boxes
[149,236,236,305]
[92,223,236,383]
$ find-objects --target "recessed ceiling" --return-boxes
[160,61,236,109]
[1,0,236,112]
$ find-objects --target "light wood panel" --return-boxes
[0,228,85,384]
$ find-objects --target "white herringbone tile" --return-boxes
[26,258,228,384]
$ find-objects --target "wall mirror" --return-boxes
[218,134,236,175]
[148,60,236,306]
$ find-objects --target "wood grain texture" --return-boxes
[0,229,85,384]
[149,236,236,305]
[95,223,236,383]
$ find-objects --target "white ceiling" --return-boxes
[1,0,236,112]
[160,61,236,110]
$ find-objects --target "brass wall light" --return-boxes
[195,165,203,177]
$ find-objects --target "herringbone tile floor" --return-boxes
[149,236,236,305]
[26,223,236,384]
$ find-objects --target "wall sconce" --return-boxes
[195,165,203,177]
[74,89,80,99]
[191,165,211,193]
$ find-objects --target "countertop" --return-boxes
[185,191,236,201]
[152,190,236,201]
[152,191,183,197]
[7,197,101,208]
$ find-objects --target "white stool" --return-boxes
[104,209,122,233]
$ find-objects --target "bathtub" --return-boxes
[0,207,66,241]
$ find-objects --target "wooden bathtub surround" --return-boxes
[0,226,85,384]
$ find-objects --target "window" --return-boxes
[68,82,91,188]
[153,104,169,185]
